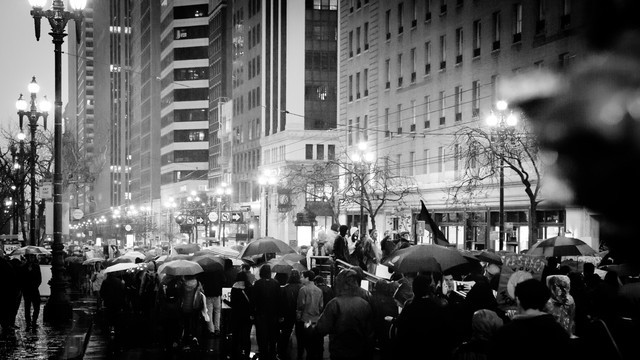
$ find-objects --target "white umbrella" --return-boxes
[122,251,145,260]
[104,262,140,274]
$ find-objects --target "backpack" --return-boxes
[164,279,182,305]
[141,272,157,297]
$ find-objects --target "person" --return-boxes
[20,252,42,330]
[314,275,334,308]
[157,274,183,352]
[456,278,509,343]
[180,274,204,351]
[333,225,350,267]
[545,274,576,336]
[369,279,398,360]
[313,268,374,360]
[241,263,256,285]
[297,270,324,360]
[100,272,127,347]
[278,270,303,360]
[224,259,239,287]
[489,279,570,360]
[360,231,379,274]
[253,264,281,360]
[9,257,24,328]
[393,273,455,359]
[451,309,504,360]
[541,256,561,285]
[0,251,20,335]
[91,262,106,311]
[348,227,361,267]
[391,272,414,309]
[230,271,254,360]
[199,263,224,337]
[324,223,339,256]
[379,231,396,261]
[395,231,412,251]
[441,272,465,307]
[583,262,602,290]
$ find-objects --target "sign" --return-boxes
[416,220,426,236]
[221,287,231,309]
[72,208,84,220]
[3,243,20,254]
[124,224,132,232]
[220,212,230,223]
[496,254,547,311]
[231,212,243,223]
[40,182,53,200]
[208,212,219,223]
[195,216,205,225]
[186,216,195,225]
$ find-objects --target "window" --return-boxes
[455,27,463,64]
[558,52,574,69]
[356,27,361,54]
[491,74,499,104]
[397,104,403,133]
[440,35,446,70]
[355,117,360,144]
[348,119,353,145]
[536,0,546,34]
[454,144,460,171]
[356,72,361,99]
[424,41,432,74]
[398,2,404,34]
[473,20,481,57]
[385,10,391,39]
[472,80,480,117]
[423,149,430,173]
[348,75,353,101]
[454,86,462,121]
[317,145,324,160]
[363,115,369,140]
[384,107,390,136]
[439,90,446,124]
[410,48,416,82]
[409,151,415,176]
[512,4,522,43]
[425,0,432,21]
[396,154,402,174]
[437,146,444,172]
[349,31,354,57]
[411,0,417,26]
[364,69,369,96]
[385,59,391,89]
[364,22,369,50]
[411,100,417,131]
[424,95,431,128]
[561,0,571,28]
[328,145,335,160]
[492,11,501,50]
[440,0,447,14]
[397,53,403,87]
[306,144,313,160]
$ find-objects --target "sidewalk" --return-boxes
[0,293,95,360]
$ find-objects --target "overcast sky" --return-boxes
[0,0,68,147]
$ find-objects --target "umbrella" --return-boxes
[111,256,134,264]
[156,255,168,263]
[383,244,468,273]
[527,235,596,257]
[158,259,204,276]
[164,254,193,262]
[280,253,305,263]
[268,258,306,274]
[173,243,201,255]
[10,246,51,256]
[190,254,225,272]
[475,250,503,265]
[198,246,240,258]
[238,237,296,258]
[122,251,145,260]
[104,262,139,274]
[82,258,105,265]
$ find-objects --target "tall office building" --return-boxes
[339,0,588,251]
[159,1,211,204]
[130,0,163,209]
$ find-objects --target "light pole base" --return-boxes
[43,289,73,324]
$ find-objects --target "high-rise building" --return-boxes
[339,0,589,251]
[159,0,211,204]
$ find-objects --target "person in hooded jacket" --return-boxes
[231,271,254,360]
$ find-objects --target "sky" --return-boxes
[0,0,69,147]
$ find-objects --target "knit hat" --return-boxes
[472,309,504,341]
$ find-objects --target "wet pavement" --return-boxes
[0,295,94,360]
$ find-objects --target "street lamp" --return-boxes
[9,137,27,241]
[352,142,374,239]
[486,100,518,251]
[258,171,278,237]
[27,0,85,324]
[16,77,51,247]
[215,183,232,246]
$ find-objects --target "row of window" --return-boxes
[160,108,208,127]
[248,55,261,79]
[248,0,261,18]
[160,129,208,147]
[347,22,369,57]
[232,118,262,147]
[347,69,369,102]
[247,24,261,49]
[160,170,208,186]
[305,144,336,160]
[233,149,261,174]
[306,51,337,71]
[233,95,244,116]
[161,150,208,166]
[248,87,261,110]
[347,116,369,146]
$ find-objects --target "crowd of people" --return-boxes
[0,249,43,335]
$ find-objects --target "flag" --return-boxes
[417,200,449,246]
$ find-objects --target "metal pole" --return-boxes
[265,187,269,237]
[499,156,504,251]
[29,119,37,246]
[360,169,365,239]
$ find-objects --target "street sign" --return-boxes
[40,181,53,200]
[186,216,195,225]
[72,208,84,220]
[231,212,243,223]
[220,212,230,222]
[195,216,205,225]
[208,212,218,223]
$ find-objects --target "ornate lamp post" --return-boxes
[27,0,86,323]
[486,100,518,251]
[215,183,232,246]
[352,142,374,239]
[9,137,27,241]
[16,77,51,247]
[258,172,278,237]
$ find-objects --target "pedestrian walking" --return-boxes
[278,270,303,360]
[333,225,350,267]
[180,274,205,351]
[253,264,281,360]
[157,274,183,352]
[20,252,42,330]
[199,266,224,337]
[451,309,504,360]
[230,271,254,360]
[313,275,334,308]
[297,270,324,360]
[91,262,106,311]
[100,272,126,347]
[545,274,576,336]
[0,251,20,335]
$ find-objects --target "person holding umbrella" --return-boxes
[253,264,282,360]
[100,271,126,347]
[20,251,42,330]
[198,262,224,337]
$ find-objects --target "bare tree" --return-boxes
[279,152,417,232]
[449,120,543,247]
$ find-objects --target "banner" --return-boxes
[496,254,547,310]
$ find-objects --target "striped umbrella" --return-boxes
[527,236,596,257]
